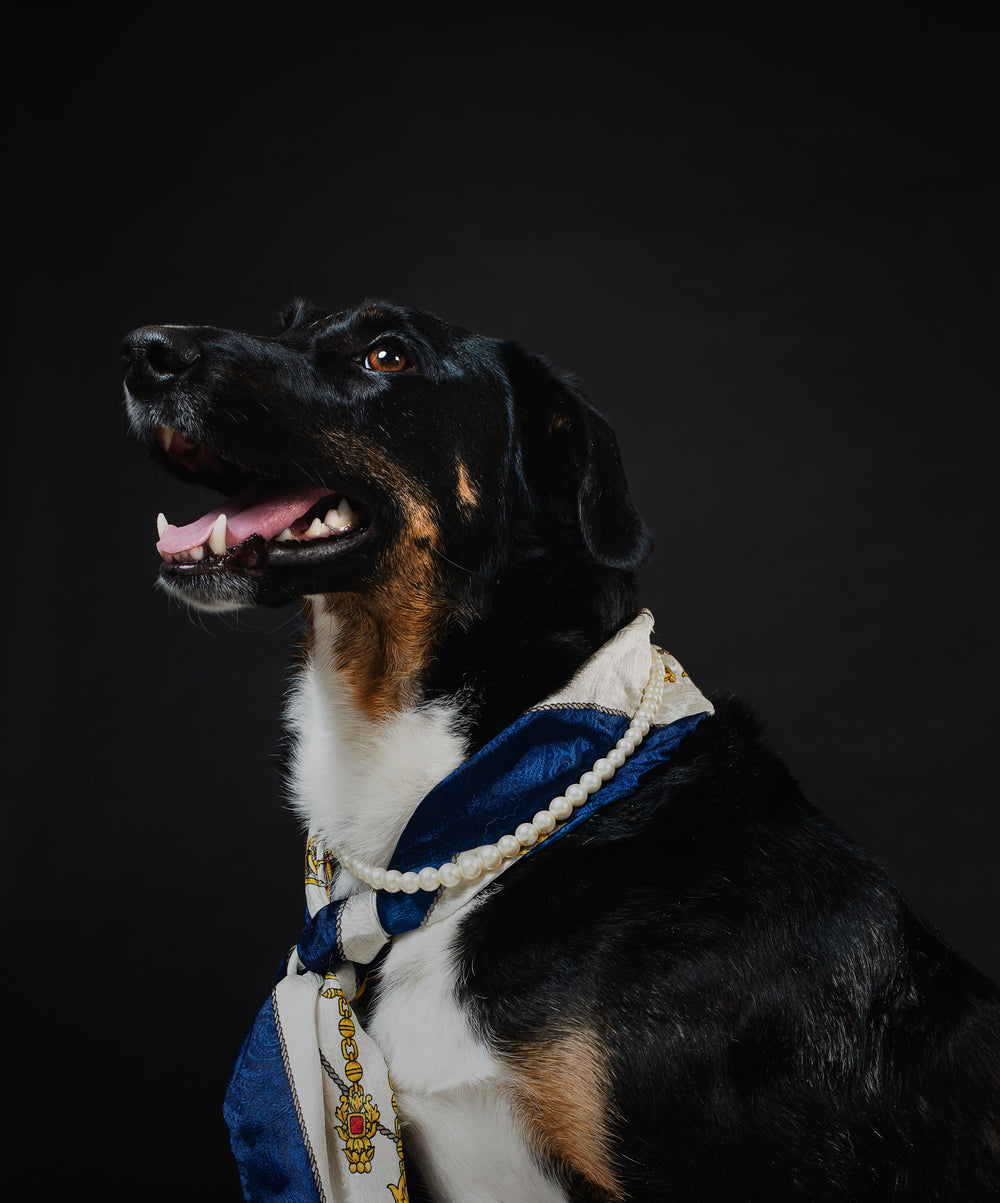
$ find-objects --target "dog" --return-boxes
[123,299,1000,1202]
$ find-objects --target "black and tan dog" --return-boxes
[123,300,1000,1202]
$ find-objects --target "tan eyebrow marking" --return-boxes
[455,457,479,509]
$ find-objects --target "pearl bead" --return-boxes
[369,867,387,890]
[593,757,615,780]
[400,871,421,894]
[616,736,636,754]
[606,749,626,768]
[515,822,539,847]
[457,851,482,880]
[497,834,521,858]
[478,845,503,871]
[565,783,588,806]
[383,870,402,893]
[418,866,440,891]
[532,810,556,835]
[630,718,650,736]
[549,796,573,820]
[579,771,602,794]
[438,862,461,888]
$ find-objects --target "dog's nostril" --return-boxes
[145,335,200,376]
[121,325,202,388]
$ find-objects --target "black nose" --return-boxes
[121,325,202,392]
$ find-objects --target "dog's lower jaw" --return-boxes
[155,566,262,612]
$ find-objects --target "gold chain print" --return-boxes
[320,979,409,1199]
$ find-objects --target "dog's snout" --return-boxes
[121,325,202,392]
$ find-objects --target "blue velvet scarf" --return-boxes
[223,616,712,1202]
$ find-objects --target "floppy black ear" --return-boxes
[501,343,654,572]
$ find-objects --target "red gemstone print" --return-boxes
[349,1114,365,1136]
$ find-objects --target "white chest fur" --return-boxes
[284,608,470,869]
[371,915,568,1202]
[284,614,566,1201]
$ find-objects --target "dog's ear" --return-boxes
[501,343,653,572]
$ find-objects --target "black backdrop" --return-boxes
[6,8,996,1200]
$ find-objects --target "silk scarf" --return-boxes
[224,611,713,1201]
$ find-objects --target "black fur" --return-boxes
[126,300,1000,1200]
[460,697,1000,1200]
[123,300,649,746]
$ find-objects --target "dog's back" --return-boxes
[451,695,1000,1201]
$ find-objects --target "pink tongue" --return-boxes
[156,481,336,554]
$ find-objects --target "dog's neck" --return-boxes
[285,526,643,876]
[286,603,471,876]
[283,601,625,875]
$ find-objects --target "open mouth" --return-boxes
[153,426,372,581]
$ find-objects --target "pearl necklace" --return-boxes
[331,647,667,895]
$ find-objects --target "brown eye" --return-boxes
[366,345,408,372]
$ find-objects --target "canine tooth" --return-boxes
[325,505,352,532]
[326,500,356,531]
[305,517,328,539]
[157,512,168,538]
[158,427,175,454]
[275,527,294,542]
[189,544,205,562]
[208,514,228,556]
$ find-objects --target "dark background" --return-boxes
[5,6,995,1199]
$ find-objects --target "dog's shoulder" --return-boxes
[454,694,1000,1200]
[458,690,996,1001]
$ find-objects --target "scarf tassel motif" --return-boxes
[224,611,713,1201]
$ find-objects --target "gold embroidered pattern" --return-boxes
[305,834,330,889]
[334,1081,380,1174]
[327,987,379,1173]
[657,647,687,680]
[320,981,409,1199]
[387,1081,408,1202]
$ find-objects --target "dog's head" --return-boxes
[124,300,651,711]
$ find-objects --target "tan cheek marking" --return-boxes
[506,1030,625,1202]
[307,439,450,718]
[322,534,445,717]
[455,457,479,509]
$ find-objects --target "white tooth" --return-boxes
[305,517,329,539]
[157,512,169,538]
[275,527,294,542]
[327,500,356,532]
[174,550,189,563]
[325,506,352,532]
[189,544,205,562]
[208,514,228,556]
[160,550,175,563]
[158,427,175,454]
